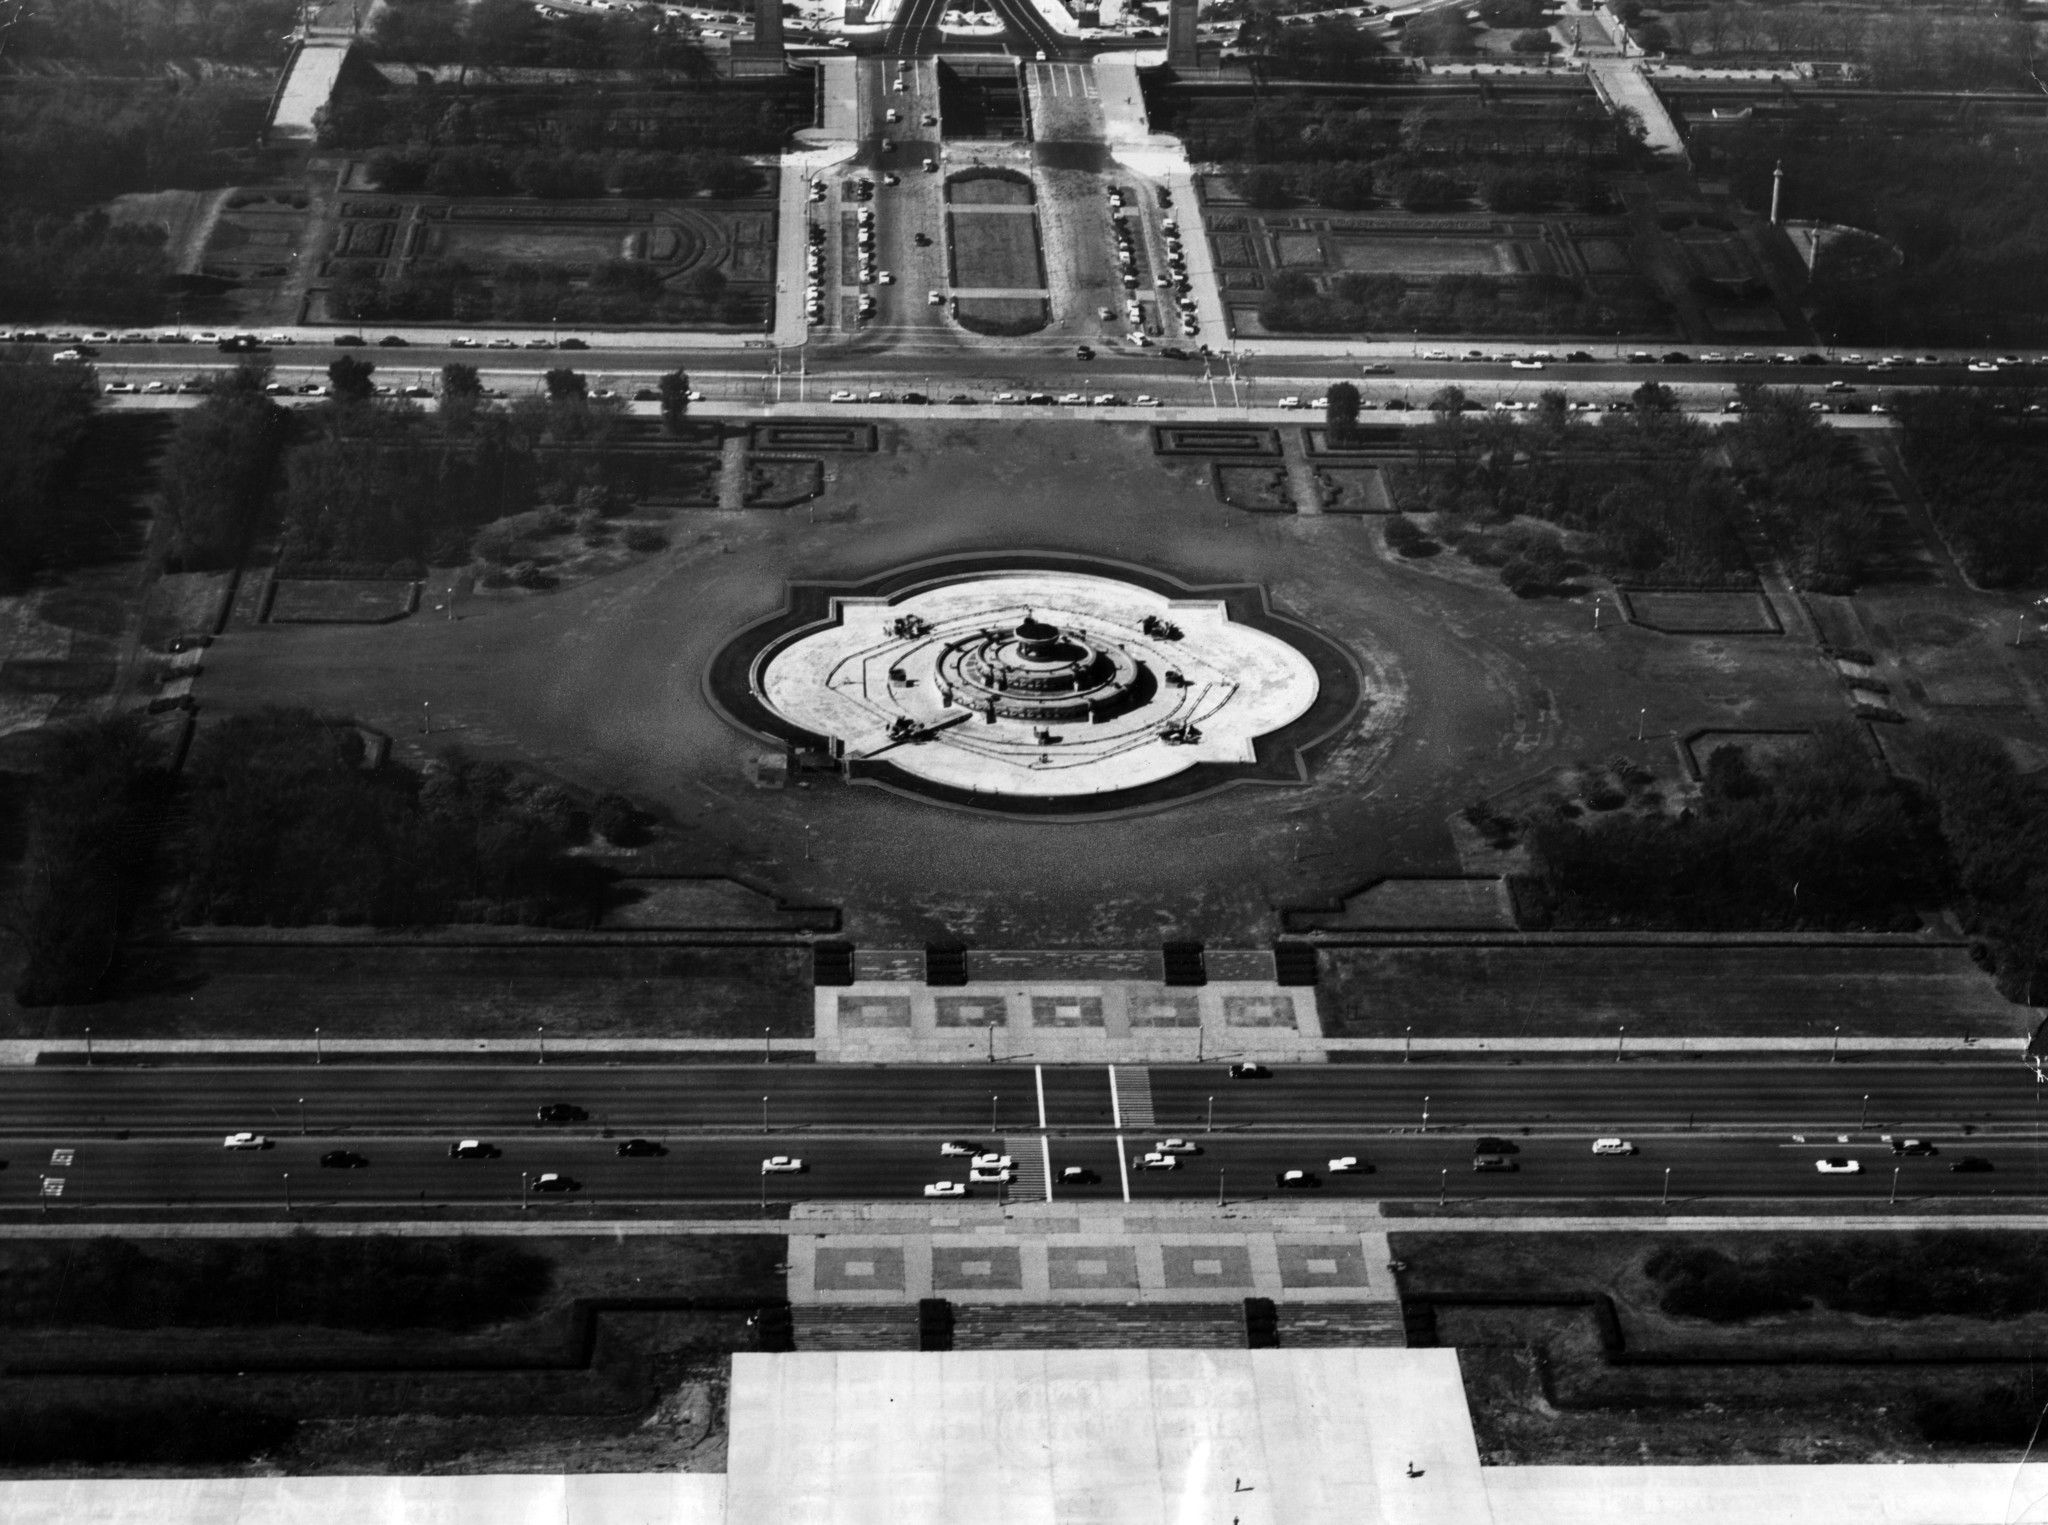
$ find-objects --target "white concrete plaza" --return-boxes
[758,571,1322,799]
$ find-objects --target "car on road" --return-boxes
[931,290,946,305]
[1229,1062,1270,1078]
[616,1138,667,1157]
[320,1150,368,1169]
[376,335,409,347]
[924,1181,967,1197]
[1509,359,1545,370]
[1154,1138,1199,1155]
[103,381,137,394]
[559,337,590,350]
[450,1140,501,1158]
[487,337,518,349]
[1133,395,1160,407]
[946,394,978,405]
[1591,1138,1637,1156]
[1092,393,1121,406]
[1950,1157,1994,1173]
[761,1155,805,1174]
[536,1103,589,1124]
[1075,345,1094,360]
[1361,362,1394,375]
[1328,1156,1366,1173]
[1472,1154,1518,1173]
[1276,1169,1319,1189]
[1565,351,1596,363]
[992,392,1022,403]
[1133,1152,1180,1170]
[1059,1166,1100,1184]
[830,390,858,402]
[1473,1137,1520,1155]
[971,1153,1013,1170]
[968,1166,1012,1184]
[1661,351,1691,364]
[1815,1158,1861,1174]
[1056,392,1087,405]
[939,1141,982,1156]
[532,1172,579,1192]
[449,336,479,348]
[1888,1138,1936,1156]
[51,349,91,362]
[222,1132,272,1150]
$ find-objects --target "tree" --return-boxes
[1237,167,1292,209]
[328,355,377,403]
[543,367,586,400]
[439,363,482,401]
[1325,381,1362,443]
[1632,380,1677,413]
[658,370,692,434]
[1427,384,1469,418]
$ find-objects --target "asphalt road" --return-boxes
[6,1063,2047,1208]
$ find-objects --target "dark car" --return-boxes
[376,334,409,347]
[537,1103,589,1124]
[1025,392,1055,405]
[449,1139,501,1158]
[1075,344,1094,360]
[1796,352,1827,365]
[1276,1169,1320,1189]
[633,388,660,401]
[1229,1062,1270,1079]
[319,1150,368,1169]
[1474,1137,1520,1155]
[946,394,978,405]
[1890,1138,1937,1156]
[1058,1166,1100,1185]
[1949,1157,1995,1173]
[332,334,366,346]
[1382,398,1411,411]
[1564,350,1596,363]
[1160,346,1190,361]
[531,1172,580,1192]
[1472,1155,1518,1173]
[901,391,929,404]
[1661,351,1692,364]
[616,1138,667,1157]
[913,232,932,246]
[559,337,590,350]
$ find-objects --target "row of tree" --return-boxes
[159,366,290,571]
[1235,161,1608,214]
[1260,269,1665,338]
[1891,391,2048,589]
[329,256,756,327]
[365,146,759,201]
[0,359,101,590]
[371,0,712,73]
[3,0,297,64]
[1721,386,1877,595]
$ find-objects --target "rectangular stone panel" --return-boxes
[1277,1242,1370,1289]
[1161,1244,1254,1289]
[1030,995,1104,1028]
[932,1244,1024,1292]
[1130,995,1201,1028]
[837,996,913,1029]
[1047,1245,1140,1291]
[936,996,1009,1028]
[1224,994,1296,1028]
[815,1245,906,1292]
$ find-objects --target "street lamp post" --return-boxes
[764,1025,772,1064]
[1438,1168,1447,1207]
[762,1096,769,1135]
[991,1094,999,1133]
[314,1025,322,1065]
[298,1097,306,1136]
[1404,1026,1411,1063]
[1422,1095,1430,1130]
[283,1172,292,1213]
[1861,1093,1870,1129]
[1890,1165,1900,1206]
[521,1172,530,1211]
[1662,1167,1671,1206]
[1831,1025,1839,1063]
[84,1027,91,1065]
[1207,1095,1214,1132]
[1616,1025,1626,1063]
[1218,1167,1226,1208]
[986,1021,996,1063]
[538,1025,546,1066]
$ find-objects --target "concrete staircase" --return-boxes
[953,1303,1245,1350]
[1114,1066,1156,1129]
[793,1305,921,1351]
[1004,1137,1050,1203]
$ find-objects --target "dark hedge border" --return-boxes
[703,551,1365,820]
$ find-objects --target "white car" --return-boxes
[971,1153,1013,1171]
[761,1155,805,1174]
[830,390,858,402]
[222,1132,271,1149]
[103,381,137,393]
[1134,1151,1180,1170]
[143,380,169,394]
[1968,361,2000,373]
[968,1166,1012,1184]
[1154,1138,1199,1154]
[1591,1138,1638,1156]
[1056,392,1087,405]
[877,271,894,284]
[1509,359,1545,370]
[939,1141,979,1156]
[924,1181,967,1197]
[930,290,945,305]
[1815,1158,1861,1175]
[1276,395,1304,409]
[992,392,1022,403]
[1133,395,1160,407]
[1328,1156,1361,1173]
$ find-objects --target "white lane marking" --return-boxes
[1036,1063,1053,1202]
[1109,1063,1131,1202]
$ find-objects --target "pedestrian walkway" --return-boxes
[815,979,1324,1064]
[1586,58,1688,162]
[785,1211,1398,1307]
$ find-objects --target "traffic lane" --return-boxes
[6,1133,2032,1208]
[1113,1133,2036,1203]
[1146,1064,2044,1132]
[5,1135,963,1206]
[1040,1067,1116,1129]
[0,1065,1098,1135]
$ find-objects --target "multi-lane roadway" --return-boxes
[7,1063,2046,1209]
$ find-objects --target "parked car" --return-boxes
[924,1181,967,1197]
[1888,1138,1936,1156]
[222,1132,272,1150]
[1133,1151,1180,1170]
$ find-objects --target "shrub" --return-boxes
[592,791,652,846]
[0,1401,298,1465]
[623,523,669,553]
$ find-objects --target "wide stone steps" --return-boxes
[793,1305,921,1351]
[1276,1303,1408,1347]
[952,1303,1245,1350]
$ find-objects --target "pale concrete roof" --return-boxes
[723,1348,1494,1525]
